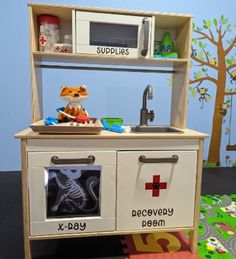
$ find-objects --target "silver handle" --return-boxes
[141,18,150,57]
[51,155,95,165]
[139,155,179,164]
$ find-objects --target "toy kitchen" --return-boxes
[16,3,208,259]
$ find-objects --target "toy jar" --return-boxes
[38,14,60,52]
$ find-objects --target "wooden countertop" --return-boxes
[15,127,208,140]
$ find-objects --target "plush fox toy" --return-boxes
[57,85,89,122]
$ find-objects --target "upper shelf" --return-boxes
[29,2,193,61]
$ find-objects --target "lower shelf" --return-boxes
[29,226,195,240]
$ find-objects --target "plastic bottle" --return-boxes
[160,32,173,53]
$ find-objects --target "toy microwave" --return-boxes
[74,11,153,58]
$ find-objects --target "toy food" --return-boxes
[57,85,90,123]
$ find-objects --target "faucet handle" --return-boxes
[150,110,155,122]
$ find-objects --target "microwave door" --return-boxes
[75,11,152,58]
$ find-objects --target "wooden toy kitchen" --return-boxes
[15,3,208,259]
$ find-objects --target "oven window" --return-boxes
[45,166,101,218]
[90,22,138,48]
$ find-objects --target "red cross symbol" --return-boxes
[145,175,167,197]
[55,46,61,52]
[39,35,47,46]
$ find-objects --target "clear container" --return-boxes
[154,41,161,55]
[64,34,72,44]
[38,14,60,52]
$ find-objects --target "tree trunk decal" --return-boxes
[189,16,236,165]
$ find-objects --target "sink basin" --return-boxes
[130,125,183,133]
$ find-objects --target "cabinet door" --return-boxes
[28,151,116,235]
[117,151,197,231]
[75,11,152,58]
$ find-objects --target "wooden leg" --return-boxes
[21,140,32,259]
[189,139,204,254]
[189,229,198,254]
[23,237,32,259]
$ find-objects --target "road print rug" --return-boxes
[122,194,236,259]
[197,194,236,259]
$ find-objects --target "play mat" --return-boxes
[121,194,236,259]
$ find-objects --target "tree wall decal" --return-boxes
[189,15,236,165]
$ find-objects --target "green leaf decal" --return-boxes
[207,51,211,58]
[226,59,232,65]
[202,68,208,73]
[223,18,229,25]
[199,41,204,48]
[191,88,196,97]
[213,18,218,27]
[196,71,203,79]
[192,38,197,45]
[197,51,204,60]
[168,76,173,88]
[206,20,211,28]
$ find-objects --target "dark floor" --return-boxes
[0,168,235,259]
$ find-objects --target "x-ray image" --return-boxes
[46,166,101,218]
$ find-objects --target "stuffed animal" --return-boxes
[57,85,89,122]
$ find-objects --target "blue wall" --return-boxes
[1,0,236,171]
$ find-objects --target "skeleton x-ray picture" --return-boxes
[46,166,101,218]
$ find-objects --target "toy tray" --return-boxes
[30,119,103,134]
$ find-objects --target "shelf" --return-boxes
[29,226,195,240]
[33,51,188,72]
[15,128,208,140]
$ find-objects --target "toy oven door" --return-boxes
[28,151,116,236]
[75,11,152,58]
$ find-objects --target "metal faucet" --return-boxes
[140,84,155,126]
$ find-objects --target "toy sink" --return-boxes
[130,125,183,133]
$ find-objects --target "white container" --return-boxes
[38,15,60,52]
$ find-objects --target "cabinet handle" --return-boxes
[141,18,150,57]
[139,155,179,164]
[51,155,95,165]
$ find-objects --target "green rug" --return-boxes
[198,194,236,258]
